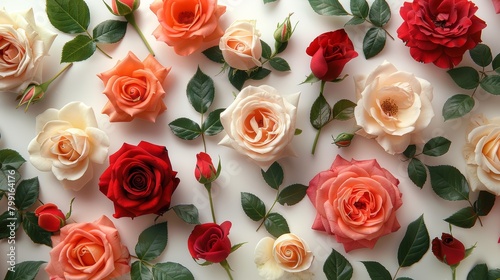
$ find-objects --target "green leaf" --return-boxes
[61,35,96,63]
[345,16,365,26]
[131,261,153,280]
[492,53,500,73]
[202,46,224,63]
[241,192,266,221]
[332,99,356,120]
[447,67,480,90]
[363,27,386,59]
[0,149,26,169]
[152,262,195,280]
[269,57,291,71]
[408,158,427,189]
[301,73,320,84]
[187,67,215,114]
[398,215,429,267]
[488,269,500,280]
[277,184,308,206]
[249,67,271,80]
[362,261,392,280]
[5,260,46,280]
[228,68,248,90]
[442,94,475,121]
[308,0,349,16]
[473,191,496,216]
[46,0,90,33]
[444,207,477,228]
[0,169,20,193]
[261,40,272,59]
[310,94,332,129]
[261,162,284,190]
[428,165,469,201]
[92,20,127,43]
[470,44,492,67]
[351,0,369,18]
[14,177,39,210]
[396,278,414,280]
[369,0,391,27]
[202,108,225,136]
[403,145,416,159]
[468,263,489,280]
[422,136,451,157]
[0,210,21,239]
[264,0,278,3]
[22,212,52,246]
[480,75,500,95]
[135,222,168,261]
[264,212,290,238]
[172,204,200,225]
[323,248,353,280]
[168,118,202,140]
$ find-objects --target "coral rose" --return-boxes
[150,0,226,56]
[219,20,262,71]
[307,155,402,252]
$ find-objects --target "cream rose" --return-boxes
[254,233,314,280]
[219,20,262,70]
[463,114,500,195]
[219,85,299,170]
[28,102,110,191]
[354,60,434,154]
[0,8,56,93]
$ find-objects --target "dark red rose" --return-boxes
[397,0,486,69]
[195,152,217,183]
[306,29,358,82]
[34,203,66,232]
[99,141,180,218]
[432,233,466,265]
[187,221,232,263]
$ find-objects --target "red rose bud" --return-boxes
[35,203,66,232]
[274,13,295,43]
[187,221,232,263]
[333,132,354,148]
[432,233,466,266]
[110,0,139,16]
[195,152,217,183]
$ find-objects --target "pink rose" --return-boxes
[493,0,500,13]
[307,155,402,252]
[98,51,170,122]
[150,0,226,56]
[45,215,130,280]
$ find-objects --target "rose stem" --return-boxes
[206,183,217,224]
[125,13,155,56]
[220,260,234,280]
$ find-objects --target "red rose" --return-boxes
[188,221,232,263]
[397,0,486,69]
[34,203,66,232]
[99,141,180,218]
[195,152,217,183]
[306,29,358,82]
[432,233,466,265]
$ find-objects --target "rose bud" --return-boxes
[17,84,45,111]
[432,233,466,266]
[108,0,140,16]
[34,203,66,232]
[195,152,218,183]
[273,13,295,44]
[333,132,354,148]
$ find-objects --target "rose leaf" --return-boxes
[264,0,278,3]
[408,158,427,189]
[492,53,500,73]
[135,222,168,261]
[395,278,413,280]
[61,35,96,63]
[46,0,90,34]
[269,57,291,71]
[264,212,290,238]
[0,210,21,239]
[22,212,52,247]
[444,207,477,228]
[488,269,500,279]
[351,0,369,18]
[202,108,225,136]
[261,161,284,190]
[249,67,272,80]
[310,94,333,129]
[261,40,272,59]
[467,263,489,280]
[228,68,248,90]
[332,99,356,120]
[307,0,348,16]
[397,214,429,267]
[427,165,469,201]
[4,261,46,280]
[93,20,127,44]
[0,149,26,170]
[442,94,475,121]
[473,191,496,216]
[277,184,308,206]
[361,261,391,280]
[470,44,492,67]
[131,261,153,280]
[323,248,353,280]
[240,192,266,221]
[187,67,215,114]
[168,118,202,140]
[202,46,224,64]
[172,204,200,225]
[422,136,451,157]
[403,144,416,159]
[363,27,386,59]
[447,67,480,90]
[345,16,365,26]
[14,177,39,210]
[152,262,194,280]
[480,75,500,95]
[368,0,391,27]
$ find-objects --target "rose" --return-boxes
[219,85,300,170]
[353,60,434,154]
[305,29,358,82]
[254,233,314,280]
[195,152,217,183]
[397,0,486,69]
[45,215,130,279]
[307,155,402,252]
[109,0,139,16]
[219,20,262,71]
[150,0,226,56]
[99,141,180,218]
[28,101,110,191]
[0,8,56,93]
[432,233,466,266]
[187,221,232,263]
[494,0,500,13]
[34,203,66,232]
[98,51,170,122]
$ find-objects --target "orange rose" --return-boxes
[150,0,226,56]
[98,51,170,122]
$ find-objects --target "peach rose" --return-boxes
[307,155,402,252]
[219,20,262,71]
[98,51,170,122]
[45,215,130,280]
[150,0,226,56]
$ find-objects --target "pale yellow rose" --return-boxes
[0,8,56,93]
[219,20,262,70]
[354,60,434,154]
[28,102,110,191]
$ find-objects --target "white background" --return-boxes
[1,0,500,279]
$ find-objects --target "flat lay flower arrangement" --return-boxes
[2,0,500,279]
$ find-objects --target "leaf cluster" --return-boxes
[467,263,500,280]
[263,0,277,3]
[310,96,356,130]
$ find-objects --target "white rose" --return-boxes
[354,60,434,154]
[463,114,500,195]
[219,85,299,170]
[254,233,314,280]
[28,102,110,191]
[219,20,262,70]
[0,8,56,93]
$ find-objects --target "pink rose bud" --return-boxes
[35,203,66,232]
[195,152,218,183]
[274,13,295,44]
[17,84,45,111]
[110,0,139,16]
[333,132,354,148]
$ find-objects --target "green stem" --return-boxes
[452,266,456,280]
[125,13,155,56]
[256,194,278,231]
[201,113,207,153]
[311,80,326,155]
[85,29,112,58]
[391,266,401,280]
[206,183,217,224]
[220,260,234,280]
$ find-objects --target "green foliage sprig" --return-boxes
[4,261,46,280]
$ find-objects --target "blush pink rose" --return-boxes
[307,155,402,252]
[150,0,226,56]
[493,0,500,13]
[45,215,130,280]
[98,51,170,122]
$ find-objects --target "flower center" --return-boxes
[381,98,398,116]
[354,201,366,210]
[178,11,195,24]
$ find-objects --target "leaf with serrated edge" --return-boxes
[428,165,469,201]
[261,162,284,189]
[135,222,168,261]
[261,40,272,59]
[168,118,202,140]
[422,136,451,157]
[228,68,248,90]
[61,35,96,63]
[152,262,195,280]
[0,210,21,239]
[308,0,348,15]
[173,204,200,225]
[447,67,480,90]
[362,261,392,280]
[363,27,386,59]
[0,149,26,169]
[468,263,489,280]
[350,0,369,18]
[202,46,224,63]
[444,207,477,228]
[310,94,332,129]
[480,75,500,95]
[202,108,225,136]
[187,67,215,114]
[408,158,426,188]
[470,44,492,67]
[5,261,46,280]
[93,20,127,43]
[46,0,90,34]
[23,212,52,246]
[131,261,153,280]
[332,99,356,120]
[278,184,308,206]
[403,145,416,159]
[264,212,290,238]
[269,57,291,71]
[474,191,496,216]
[398,215,429,267]
[442,94,475,121]
[323,248,353,280]
[369,0,391,26]
[241,192,266,221]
